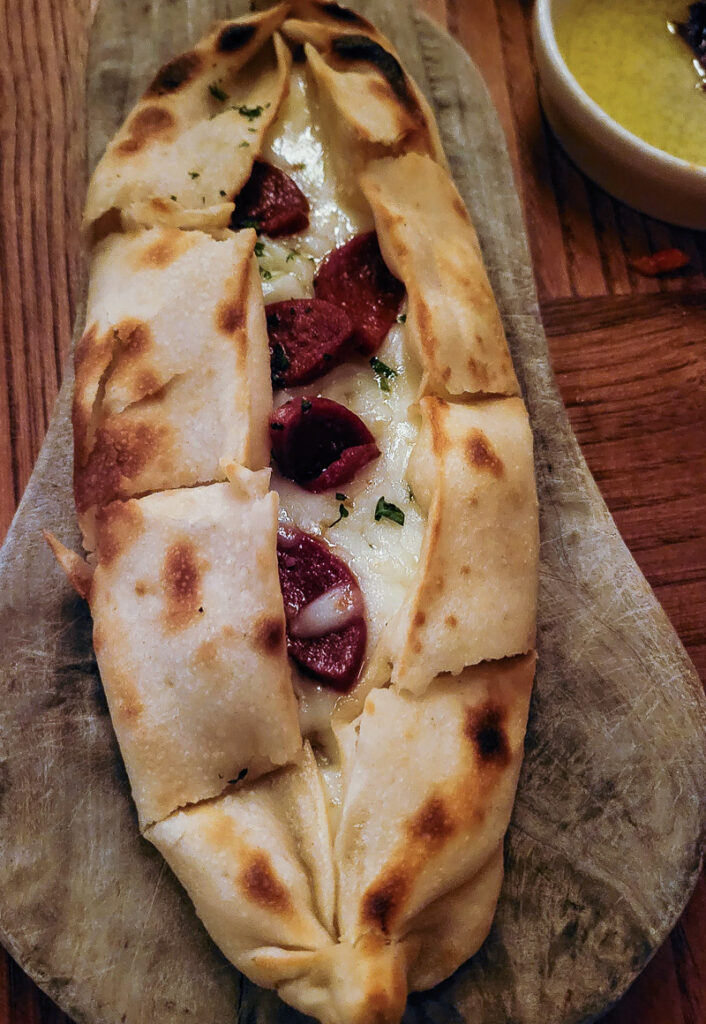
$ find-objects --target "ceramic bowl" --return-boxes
[533,0,706,229]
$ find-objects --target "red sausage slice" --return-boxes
[314,232,405,355]
[267,299,354,388]
[270,397,379,492]
[232,160,309,237]
[277,525,367,691]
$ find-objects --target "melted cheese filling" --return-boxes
[259,68,424,744]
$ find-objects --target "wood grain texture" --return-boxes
[0,0,704,1022]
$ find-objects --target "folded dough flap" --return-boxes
[281,13,445,173]
[147,743,407,1024]
[360,153,519,399]
[74,227,271,549]
[335,654,536,992]
[83,5,291,233]
[89,469,300,829]
[388,395,538,694]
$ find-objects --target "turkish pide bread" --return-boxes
[48,3,539,1022]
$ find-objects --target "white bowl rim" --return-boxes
[535,0,706,178]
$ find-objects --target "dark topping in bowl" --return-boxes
[266,299,354,387]
[674,3,706,79]
[270,397,379,492]
[232,161,309,237]
[314,232,405,355]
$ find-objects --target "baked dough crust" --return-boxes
[51,4,541,1021]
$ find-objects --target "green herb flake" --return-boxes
[397,312,407,323]
[209,83,228,102]
[219,189,227,197]
[254,241,266,258]
[291,161,306,171]
[370,356,398,392]
[259,267,272,280]
[239,218,261,232]
[330,503,350,527]
[239,140,250,148]
[285,249,297,262]
[237,103,264,120]
[374,496,405,526]
[188,170,200,179]
[335,492,348,501]
[170,194,177,201]
[301,398,312,412]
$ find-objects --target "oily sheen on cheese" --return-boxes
[51,6,540,1024]
[257,66,426,739]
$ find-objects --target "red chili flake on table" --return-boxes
[277,525,367,691]
[629,249,690,277]
[266,298,354,387]
[314,232,405,355]
[231,160,309,237]
[270,396,379,492]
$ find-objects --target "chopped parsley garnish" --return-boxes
[330,503,349,527]
[188,170,200,179]
[239,218,261,232]
[170,194,177,201]
[291,161,306,171]
[227,768,248,785]
[397,312,407,323]
[301,398,312,412]
[370,356,398,392]
[254,241,265,258]
[259,266,272,280]
[219,189,227,197]
[336,492,348,501]
[285,249,297,262]
[239,140,250,148]
[237,104,264,120]
[374,497,405,526]
[209,83,228,102]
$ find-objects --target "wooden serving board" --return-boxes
[0,2,704,1023]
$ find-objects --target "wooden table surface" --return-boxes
[1,0,704,1021]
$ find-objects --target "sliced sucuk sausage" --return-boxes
[314,231,405,355]
[270,397,379,492]
[277,525,367,691]
[267,299,355,387]
[232,160,309,237]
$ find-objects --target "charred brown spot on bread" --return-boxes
[148,52,203,96]
[465,703,510,767]
[451,193,470,222]
[114,318,153,357]
[161,539,204,633]
[137,231,192,270]
[150,197,172,214]
[412,610,425,628]
[467,430,503,476]
[409,795,455,847]
[253,615,285,655]
[116,106,175,156]
[332,34,410,103]
[74,323,99,369]
[319,2,369,25]
[361,869,408,934]
[217,303,245,335]
[239,852,291,913]
[74,419,164,514]
[460,564,471,577]
[94,500,144,568]
[115,677,145,723]
[445,614,458,628]
[217,22,256,53]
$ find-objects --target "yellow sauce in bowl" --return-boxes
[555,0,706,166]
